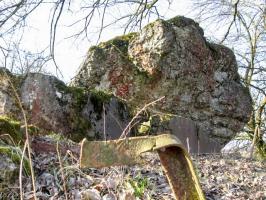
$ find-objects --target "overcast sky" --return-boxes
[17,0,198,83]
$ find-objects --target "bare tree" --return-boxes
[0,0,173,74]
[192,0,266,158]
[0,39,51,75]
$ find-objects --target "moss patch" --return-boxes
[55,80,88,109]
[55,81,93,142]
[99,32,137,54]
[0,116,46,145]
[0,145,30,176]
[0,116,23,144]
[89,45,107,61]
[0,112,88,144]
[90,89,113,116]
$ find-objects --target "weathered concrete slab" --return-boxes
[168,117,222,153]
[71,16,252,147]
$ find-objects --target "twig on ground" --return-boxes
[3,69,37,200]
[19,141,27,200]
[56,142,68,200]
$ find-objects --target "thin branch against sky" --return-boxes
[0,0,192,81]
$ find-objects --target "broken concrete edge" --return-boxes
[79,133,205,200]
[1,67,131,142]
[71,15,252,147]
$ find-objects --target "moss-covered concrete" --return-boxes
[99,32,138,54]
[0,145,30,176]
[55,80,88,109]
[0,116,22,144]
[0,116,39,142]
[0,115,43,144]
[85,33,137,69]
[55,82,128,142]
[54,80,94,142]
[90,89,112,115]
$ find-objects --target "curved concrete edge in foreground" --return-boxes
[80,133,206,200]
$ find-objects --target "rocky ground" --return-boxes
[1,150,265,200]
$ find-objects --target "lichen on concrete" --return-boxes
[71,15,253,150]
[0,115,41,145]
[0,68,132,142]
[0,115,22,144]
[55,79,88,108]
[99,32,138,54]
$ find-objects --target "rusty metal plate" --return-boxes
[80,133,205,200]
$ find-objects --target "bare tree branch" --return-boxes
[220,0,240,44]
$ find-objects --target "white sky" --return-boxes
[20,0,196,83]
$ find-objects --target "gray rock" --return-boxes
[71,16,252,148]
[0,69,131,142]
